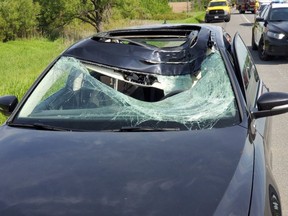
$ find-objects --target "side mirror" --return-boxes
[0,95,18,116]
[255,17,265,22]
[251,92,288,119]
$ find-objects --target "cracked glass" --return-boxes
[17,51,239,131]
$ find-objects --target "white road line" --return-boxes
[241,14,251,23]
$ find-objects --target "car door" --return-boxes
[232,32,283,216]
[231,33,270,215]
[254,4,270,45]
[232,33,271,162]
[232,33,261,109]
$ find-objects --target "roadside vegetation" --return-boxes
[0,0,205,124]
[0,40,66,123]
[0,0,207,42]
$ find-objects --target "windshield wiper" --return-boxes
[8,122,73,131]
[8,123,180,132]
[32,123,74,131]
[116,126,180,132]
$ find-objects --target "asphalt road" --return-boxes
[211,9,288,215]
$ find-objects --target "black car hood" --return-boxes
[268,21,288,34]
[0,125,253,216]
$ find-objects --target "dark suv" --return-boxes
[252,2,288,60]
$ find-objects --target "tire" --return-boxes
[224,17,230,22]
[251,30,257,50]
[258,37,271,61]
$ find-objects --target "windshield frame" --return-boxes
[11,50,240,131]
[209,1,228,7]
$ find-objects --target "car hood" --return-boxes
[207,6,230,11]
[0,125,253,216]
[268,21,288,34]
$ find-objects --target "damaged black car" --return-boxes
[0,24,288,215]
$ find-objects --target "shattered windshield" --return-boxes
[17,52,239,131]
[209,1,227,7]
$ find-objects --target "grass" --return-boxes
[0,39,67,124]
[167,11,206,24]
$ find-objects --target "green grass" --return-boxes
[167,11,206,24]
[0,39,67,124]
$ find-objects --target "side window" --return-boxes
[233,34,260,109]
[262,5,270,20]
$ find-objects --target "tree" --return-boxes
[75,0,116,32]
[0,0,173,41]
[192,0,209,11]
[115,0,144,20]
[75,0,171,31]
[34,0,77,40]
[140,0,171,18]
[0,0,39,42]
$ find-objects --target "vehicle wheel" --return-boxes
[224,18,230,22]
[258,37,271,61]
[251,30,257,50]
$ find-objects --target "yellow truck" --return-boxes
[205,0,231,22]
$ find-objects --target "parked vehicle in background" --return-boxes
[236,0,256,13]
[255,1,270,17]
[1,24,288,215]
[252,1,288,60]
[205,0,231,22]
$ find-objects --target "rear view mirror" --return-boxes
[0,95,18,116]
[252,92,288,119]
[255,17,265,22]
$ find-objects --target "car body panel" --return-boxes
[0,125,252,215]
[264,21,288,55]
[253,17,265,46]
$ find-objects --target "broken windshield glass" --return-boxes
[17,52,239,131]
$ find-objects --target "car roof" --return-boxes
[271,2,288,7]
[260,2,270,5]
[64,24,225,76]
